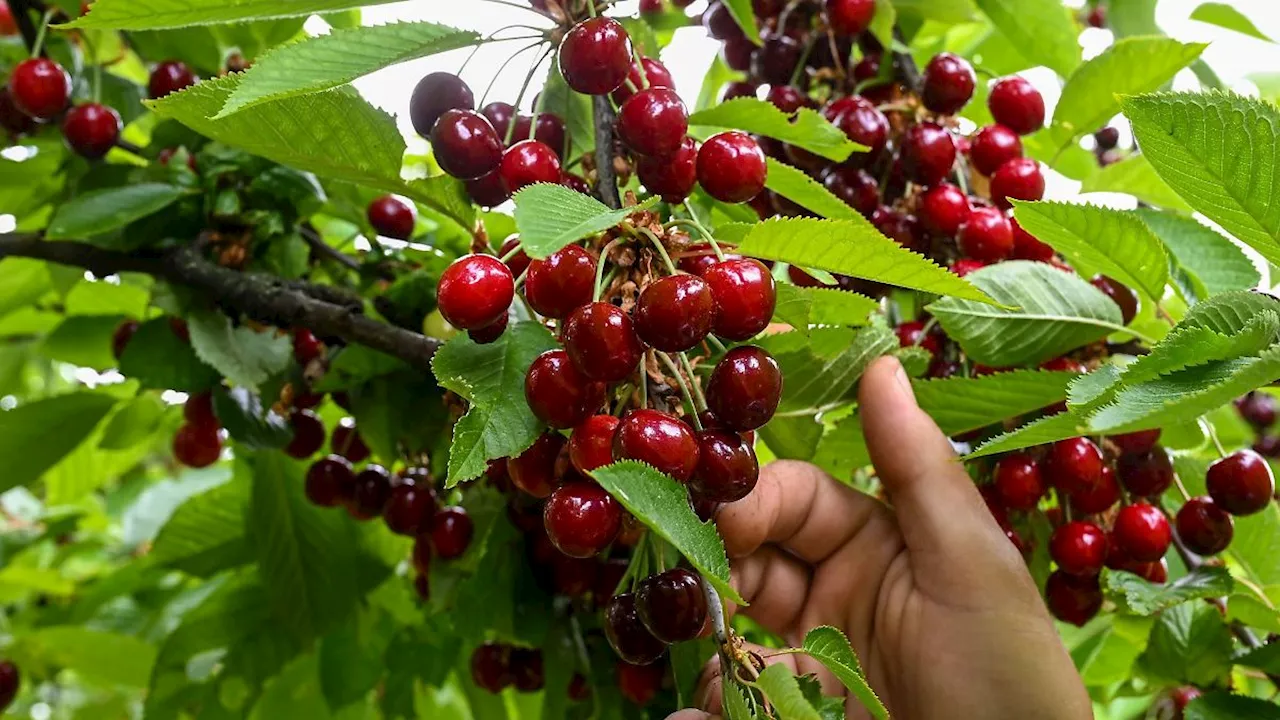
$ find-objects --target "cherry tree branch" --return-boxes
[593,95,621,210]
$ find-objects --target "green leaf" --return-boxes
[1189,3,1275,43]
[0,393,116,494]
[213,386,292,450]
[591,461,742,605]
[912,370,1076,435]
[150,472,251,576]
[723,680,758,720]
[773,285,878,330]
[689,99,862,162]
[927,261,1128,368]
[39,315,123,371]
[764,158,860,220]
[14,627,156,687]
[721,0,762,45]
[800,626,887,719]
[63,0,403,29]
[46,184,192,241]
[973,0,1081,77]
[318,604,395,709]
[119,318,221,392]
[99,393,168,450]
[759,414,824,461]
[1105,567,1235,616]
[1137,209,1260,300]
[812,413,870,480]
[1051,38,1206,147]
[217,21,481,117]
[349,371,448,464]
[65,279,150,318]
[1073,614,1154,687]
[1186,693,1280,720]
[754,664,821,720]
[968,407,1092,458]
[431,322,559,487]
[1080,154,1193,213]
[512,184,660,259]
[1234,641,1280,674]
[1121,92,1280,264]
[540,58,595,158]
[1139,601,1234,687]
[892,0,977,23]
[187,309,293,391]
[1012,201,1169,305]
[737,217,997,304]
[760,326,896,415]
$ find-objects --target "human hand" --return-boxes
[670,355,1091,720]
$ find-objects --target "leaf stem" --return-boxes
[658,351,704,429]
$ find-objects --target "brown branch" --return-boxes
[9,0,42,56]
[593,95,621,210]
[299,224,361,273]
[0,234,442,372]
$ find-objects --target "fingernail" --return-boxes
[889,356,916,403]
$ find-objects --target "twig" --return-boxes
[10,0,42,56]
[857,27,920,92]
[299,223,364,275]
[593,95,620,209]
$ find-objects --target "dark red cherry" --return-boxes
[292,328,322,365]
[637,136,698,202]
[0,659,18,710]
[511,112,567,157]
[1111,429,1161,456]
[411,72,475,138]
[823,96,888,159]
[571,414,621,474]
[901,122,956,187]
[922,52,975,114]
[613,409,700,482]
[697,131,767,204]
[509,432,567,499]
[559,17,633,95]
[823,166,879,216]
[951,259,986,277]
[468,313,509,345]
[604,593,667,665]
[367,195,416,240]
[480,101,516,140]
[552,552,599,596]
[331,419,371,463]
[510,648,545,692]
[544,482,622,558]
[285,409,326,459]
[895,320,941,355]
[465,169,511,208]
[1090,274,1139,325]
[765,85,814,114]
[1176,496,1234,556]
[988,76,1046,135]
[872,207,928,253]
[1044,437,1104,495]
[689,430,758,503]
[1237,392,1277,428]
[437,253,515,330]
[525,349,607,430]
[1049,521,1109,576]
[1095,126,1120,151]
[703,258,776,340]
[1255,435,1280,458]
[825,0,875,35]
[1112,503,1172,562]
[918,183,972,237]
[148,60,198,99]
[305,455,355,507]
[1070,464,1121,515]
[993,452,1045,511]
[990,157,1045,209]
[8,58,71,121]
[432,506,474,559]
[348,464,393,520]
[702,1,745,41]
[384,482,437,536]
[721,80,759,101]
[499,139,562,192]
[617,87,688,158]
[0,87,36,137]
[1045,570,1102,626]
[1207,449,1275,516]
[969,124,1024,176]
[958,206,1014,262]
[751,35,803,86]
[612,56,675,104]
[184,391,218,430]
[1010,217,1055,261]
[499,235,531,278]
[634,274,717,352]
[636,568,707,643]
[568,673,591,702]
[471,644,513,693]
[430,109,504,180]
[706,346,782,432]
[525,244,597,319]
[617,660,665,705]
[1117,447,1173,497]
[62,103,121,159]
[720,36,755,72]
[562,302,645,383]
[174,423,221,468]
[0,3,15,36]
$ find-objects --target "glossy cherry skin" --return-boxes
[823,166,879,216]
[184,391,218,430]
[1044,437,1104,495]
[614,409,700,482]
[604,593,668,665]
[544,482,622,558]
[292,328,322,365]
[331,419,371,463]
[612,56,675,104]
[990,157,1045,209]
[689,430,758,503]
[988,76,1046,135]
[383,481,437,536]
[697,131,767,204]
[437,254,514,330]
[638,136,698,202]
[1045,570,1102,626]
[901,122,956,187]
[173,423,221,468]
[825,0,875,36]
[570,415,621,474]
[148,60,198,99]
[634,274,717,352]
[958,206,1014,262]
[1049,521,1109,577]
[1070,464,1121,515]
[993,452,1046,511]
[559,17,633,95]
[918,183,972,238]
[1010,218,1055,262]
[702,1,745,40]
[431,506,474,559]
[1112,503,1172,562]
[635,568,707,643]
[617,87,688,158]
[823,96,888,159]
[969,124,1024,176]
[471,644,513,693]
[1090,274,1139,325]
[430,109,504,180]
[499,235,531,279]
[524,244,597,319]
[751,35,803,86]
[1094,126,1120,151]
[305,455,356,507]
[562,302,645,382]
[765,85,813,114]
[480,101,516,140]
[499,139,562,192]
[1110,429,1161,456]
[703,258,776,340]
[922,52,975,114]
[1176,496,1234,556]
[367,195,416,240]
[511,113,567,157]
[346,465,392,520]
[1117,447,1173,497]
[525,349,607,430]
[9,58,71,121]
[1237,392,1277,428]
[721,80,759,102]
[410,72,475,138]
[285,409,326,459]
[706,346,783,432]
[1207,449,1275,515]
[509,432,567,498]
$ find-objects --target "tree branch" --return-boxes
[0,234,442,372]
[593,95,621,210]
[9,0,43,57]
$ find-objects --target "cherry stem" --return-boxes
[706,334,728,354]
[478,40,544,110]
[632,46,649,89]
[825,30,847,79]
[477,0,551,17]
[1171,466,1193,503]
[639,350,649,409]
[513,266,530,291]
[952,152,971,196]
[636,226,678,275]
[594,238,624,301]
[30,8,53,58]
[1201,417,1228,458]
[499,243,524,263]
[681,202,725,261]
[459,30,545,76]
[790,39,815,87]
[678,352,709,412]
[507,45,555,146]
[658,351,704,429]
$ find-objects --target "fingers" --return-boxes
[693,641,843,715]
[727,545,812,640]
[665,711,716,720]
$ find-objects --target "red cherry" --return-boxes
[1116,447,1173,497]
[544,482,622,558]
[1207,449,1275,515]
[1095,125,1120,150]
[613,409,700,482]
[499,235,531,279]
[690,430,758,503]
[0,659,17,711]
[894,320,942,356]
[1070,464,1121,515]
[702,1,745,41]
[993,452,1046,511]
[285,409,326,459]
[988,76,1045,135]
[901,122,956,187]
[1237,392,1277,428]
[432,506,474,559]
[1044,437,1104,495]
[634,274,717,352]
[410,72,475,138]
[0,87,36,137]
[509,432,567,498]
[719,36,755,72]
[383,481,436,537]
[148,60,198,99]
[697,131,767,204]
[823,166,879,216]
[524,245,597,319]
[1112,503,1172,562]
[638,136,698,202]
[958,206,1014,262]
[568,673,591,702]
[305,455,355,507]
[173,423,221,468]
[510,648,545,692]
[510,112,567,157]
[951,259,986,277]
[349,464,393,520]
[431,109,504,180]
[636,568,707,643]
[969,124,1024,176]
[331,418,371,463]
[1111,429,1161,456]
[990,158,1045,209]
[921,52,975,114]
[292,328,323,365]
[617,660,665,705]
[570,415,621,474]
[480,101,516,140]
[918,183,971,238]
[721,80,759,101]
[559,17,633,95]
[751,35,803,86]
[702,258,776,340]
[1010,218,1055,261]
[471,644,513,693]
[617,88,688,158]
[1090,274,1139,325]
[465,169,511,208]
[437,254,515,330]
[765,85,814,114]
[184,391,218,430]
[0,2,15,35]
[825,0,875,35]
[1045,570,1102,626]
[604,593,668,665]
[499,139,562,192]
[367,195,416,240]
[706,346,783,432]
[468,313,509,345]
[678,243,740,277]
[1176,496,1234,556]
[60,102,121,159]
[525,349,607,430]
[823,96,888,159]
[562,302,645,382]
[1049,521,1109,576]
[8,58,71,121]
[612,57,675,104]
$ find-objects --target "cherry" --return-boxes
[894,321,941,355]
[690,430,758,503]
[410,72,474,138]
[0,87,35,137]
[0,659,16,710]
[678,243,740,277]
[697,131,767,204]
[525,349,607,430]
[702,258,776,340]
[510,648,545,692]
[437,253,515,331]
[634,274,717,352]
[563,302,644,382]
[471,644,513,693]
[570,415,621,475]
[465,312,507,345]
[559,17,633,95]
[1176,496,1234,556]
[1116,447,1173,497]
[614,409,700,482]
[617,659,665,705]
[1069,464,1120,515]
[367,195,416,240]
[765,85,813,114]
[825,0,875,36]
[1256,434,1280,458]
[0,2,14,35]
[1045,570,1103,626]
[432,506,474,559]
[604,593,668,665]
[285,409,326,459]
[638,136,698,202]
[901,122,956,187]
[305,455,355,507]
[184,391,218,430]
[499,235,531,279]
[499,139,562,192]
[1095,126,1120,151]
[552,553,599,596]
[993,452,1046,511]
[706,346,783,432]
[958,206,1014,262]
[1090,274,1139,325]
[990,158,1045,209]
[412,533,433,574]
[617,88,688,158]
[612,56,675,105]
[544,482,622,558]
[524,244,597,318]
[988,76,1046,136]
[1041,355,1084,371]
[722,80,759,101]
[720,36,755,72]
[823,166,880,216]
[568,673,591,702]
[1236,392,1277,428]
[872,207,927,253]
[293,328,323,365]
[512,113,567,157]
[350,465,393,519]
[1206,449,1275,516]
[1010,218,1055,261]
[1044,437,1104,495]
[148,60,198,99]
[969,124,1024,176]
[1086,6,1107,28]
[634,568,708,643]
[383,482,437,537]
[173,423,221,468]
[508,433,566,499]
[9,58,71,121]
[823,96,889,159]
[466,169,510,208]
[1112,503,1172,562]
[1049,521,1109,577]
[751,35,803,86]
[702,1,745,41]
[918,183,972,238]
[430,109,504,180]
[480,101,516,140]
[331,418,371,463]
[922,52,975,114]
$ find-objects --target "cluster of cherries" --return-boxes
[1238,390,1280,460]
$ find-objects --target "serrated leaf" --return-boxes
[758,326,896,415]
[1074,614,1154,687]
[150,472,251,576]
[512,184,659,259]
[1139,601,1234,687]
[1121,92,1280,264]
[974,0,1081,77]
[0,392,116,494]
[755,664,821,720]
[967,409,1092,458]
[773,285,878,330]
[187,310,293,391]
[1186,693,1280,720]
[1189,3,1274,43]
[1137,209,1260,300]
[431,322,558,486]
[1105,567,1234,616]
[1081,154,1192,212]
[591,461,742,604]
[723,680,758,720]
[1012,201,1169,304]
[1234,641,1280,674]
[1182,290,1280,334]
[119,318,221,392]
[689,99,862,162]
[217,22,481,117]
[213,386,292,450]
[912,370,1077,435]
[46,184,192,241]
[812,413,870,480]
[801,626,887,719]
[63,0,402,29]
[764,158,860,220]
[928,261,1127,368]
[737,217,997,304]
[796,675,845,720]
[1114,313,1278,387]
